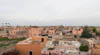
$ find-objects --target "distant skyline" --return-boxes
[0,0,100,26]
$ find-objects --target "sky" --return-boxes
[0,0,100,26]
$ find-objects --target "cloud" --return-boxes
[0,0,100,26]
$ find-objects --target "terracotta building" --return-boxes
[91,44,100,55]
[28,27,43,37]
[0,26,8,37]
[0,26,29,39]
[16,36,47,55]
[8,27,29,39]
[48,28,55,35]
[72,28,83,36]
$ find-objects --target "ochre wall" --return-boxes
[16,36,47,55]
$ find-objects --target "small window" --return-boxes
[74,35,77,38]
[41,38,44,42]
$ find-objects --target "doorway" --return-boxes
[29,51,32,55]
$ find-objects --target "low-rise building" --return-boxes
[41,37,80,55]
[91,44,100,55]
[16,36,47,55]
[80,38,98,49]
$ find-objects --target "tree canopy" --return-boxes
[92,27,100,36]
[79,45,89,52]
[81,26,93,38]
[92,27,97,33]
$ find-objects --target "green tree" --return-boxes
[96,32,100,35]
[79,45,89,52]
[92,27,97,33]
[91,27,100,36]
[81,26,93,38]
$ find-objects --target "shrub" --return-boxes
[79,45,89,52]
[0,37,9,41]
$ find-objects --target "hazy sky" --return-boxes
[0,0,100,26]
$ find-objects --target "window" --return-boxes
[74,35,77,38]
[41,38,44,42]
